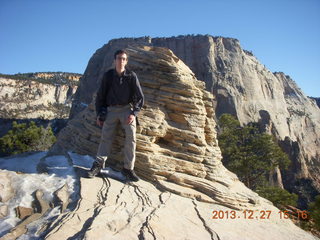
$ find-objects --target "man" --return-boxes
[88,49,144,181]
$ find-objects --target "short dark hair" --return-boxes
[114,49,128,60]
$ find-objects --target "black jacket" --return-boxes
[95,69,144,116]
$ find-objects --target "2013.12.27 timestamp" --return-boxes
[212,210,308,220]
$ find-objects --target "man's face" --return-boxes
[115,53,128,72]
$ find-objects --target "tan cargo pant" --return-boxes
[96,104,136,170]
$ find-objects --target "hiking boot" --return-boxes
[122,168,140,182]
[88,161,103,178]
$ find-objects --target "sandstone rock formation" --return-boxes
[53,45,260,209]
[69,35,320,205]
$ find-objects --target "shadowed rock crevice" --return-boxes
[192,200,220,240]
[66,206,103,240]
[137,192,170,240]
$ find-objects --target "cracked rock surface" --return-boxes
[43,176,317,240]
[0,154,317,239]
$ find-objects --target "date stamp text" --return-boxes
[212,209,309,220]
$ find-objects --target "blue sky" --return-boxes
[0,0,319,97]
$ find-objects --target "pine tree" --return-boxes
[218,114,290,189]
[308,195,320,230]
[0,121,56,156]
[256,186,298,207]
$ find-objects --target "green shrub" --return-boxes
[0,121,56,156]
[308,195,320,230]
[256,186,298,207]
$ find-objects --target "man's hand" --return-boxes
[96,117,104,127]
[127,114,135,125]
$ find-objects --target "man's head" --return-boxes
[114,49,128,75]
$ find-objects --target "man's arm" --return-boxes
[96,71,113,114]
[96,73,106,114]
[131,72,144,116]
[95,72,110,126]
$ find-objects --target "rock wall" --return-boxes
[69,35,320,202]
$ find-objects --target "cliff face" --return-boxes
[0,72,80,136]
[154,36,320,202]
[69,35,320,204]
[0,78,76,119]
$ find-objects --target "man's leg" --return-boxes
[121,114,136,170]
[88,110,118,177]
[96,116,118,166]
[120,107,139,181]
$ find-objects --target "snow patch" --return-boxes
[0,151,94,238]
